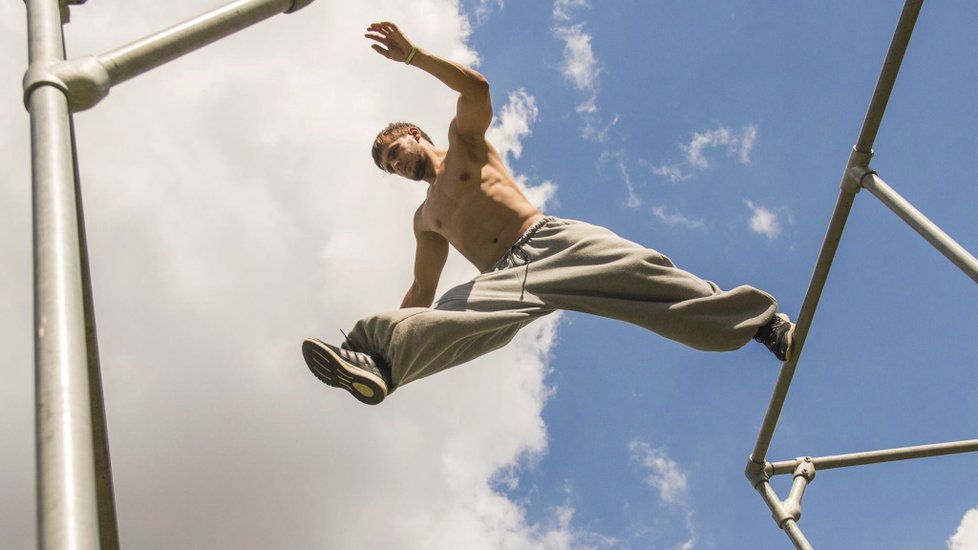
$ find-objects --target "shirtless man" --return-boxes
[301,22,794,405]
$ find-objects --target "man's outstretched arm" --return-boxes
[365,22,492,139]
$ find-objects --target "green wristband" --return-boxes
[405,45,418,65]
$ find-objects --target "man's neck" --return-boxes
[422,147,448,185]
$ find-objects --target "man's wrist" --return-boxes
[405,45,418,65]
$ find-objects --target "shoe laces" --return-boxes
[339,329,393,386]
[753,318,780,346]
[339,329,359,352]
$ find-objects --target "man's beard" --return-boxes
[411,158,425,181]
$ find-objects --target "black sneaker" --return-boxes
[753,313,796,362]
[301,338,391,405]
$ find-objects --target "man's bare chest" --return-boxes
[421,179,472,231]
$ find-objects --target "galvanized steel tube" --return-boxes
[783,519,815,550]
[862,173,978,284]
[756,482,815,549]
[749,0,926,467]
[768,439,978,476]
[97,0,294,86]
[855,0,923,154]
[27,0,103,547]
[749,185,859,464]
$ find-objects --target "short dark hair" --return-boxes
[371,122,434,171]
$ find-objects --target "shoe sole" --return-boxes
[301,338,387,405]
[775,313,796,363]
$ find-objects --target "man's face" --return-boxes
[380,133,426,181]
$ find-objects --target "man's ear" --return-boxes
[409,127,422,141]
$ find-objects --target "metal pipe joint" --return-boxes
[840,146,874,193]
[759,457,816,528]
[287,0,315,12]
[23,0,319,112]
[23,56,111,112]
[781,458,816,525]
[50,0,87,23]
[744,457,769,489]
[847,164,877,192]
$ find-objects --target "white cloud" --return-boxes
[628,441,699,549]
[554,23,614,132]
[0,2,581,549]
[652,206,705,229]
[554,23,600,100]
[647,124,757,181]
[628,441,689,505]
[738,124,758,164]
[641,159,692,183]
[745,200,782,240]
[488,89,538,161]
[465,0,505,27]
[683,126,733,169]
[553,0,590,21]
[487,89,559,212]
[580,111,619,144]
[600,150,642,208]
[682,124,757,169]
[552,13,615,143]
[949,508,978,550]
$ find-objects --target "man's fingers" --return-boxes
[365,32,386,43]
[367,21,404,41]
[366,21,409,61]
[367,22,396,35]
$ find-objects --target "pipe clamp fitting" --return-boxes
[23,56,111,112]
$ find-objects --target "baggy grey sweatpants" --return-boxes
[346,217,777,389]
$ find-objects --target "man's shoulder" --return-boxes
[447,117,491,150]
[412,202,440,239]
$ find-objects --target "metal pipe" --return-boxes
[783,519,815,550]
[22,0,318,112]
[27,0,103,547]
[749,182,859,465]
[757,481,793,527]
[748,0,926,467]
[68,115,120,550]
[861,172,978,284]
[756,482,814,549]
[854,0,923,154]
[768,439,978,476]
[97,0,295,87]
[25,0,319,546]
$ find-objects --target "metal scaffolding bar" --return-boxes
[747,182,860,468]
[855,0,923,154]
[98,0,298,87]
[742,0,977,546]
[748,0,925,470]
[768,439,978,476]
[28,0,104,546]
[24,0,318,547]
[860,171,978,283]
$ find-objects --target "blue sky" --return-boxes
[1,1,977,549]
[465,1,978,547]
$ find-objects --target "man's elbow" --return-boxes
[467,73,490,97]
[415,288,437,308]
[402,282,436,309]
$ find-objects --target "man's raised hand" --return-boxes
[365,22,414,63]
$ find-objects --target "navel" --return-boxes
[435,219,443,228]
[459,172,470,182]
[493,238,499,244]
